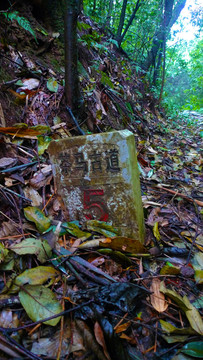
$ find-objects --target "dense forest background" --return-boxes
[1,0,202,116]
[83,0,202,114]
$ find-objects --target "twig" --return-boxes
[4,333,43,360]
[70,258,110,286]
[0,300,93,333]
[0,184,32,202]
[0,233,31,241]
[1,161,37,173]
[157,185,203,207]
[65,260,87,287]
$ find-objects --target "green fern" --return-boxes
[3,11,37,42]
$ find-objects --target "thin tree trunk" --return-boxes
[105,0,113,28]
[143,0,186,72]
[93,0,96,13]
[64,0,80,112]
[116,0,128,46]
[119,0,142,46]
[158,37,166,103]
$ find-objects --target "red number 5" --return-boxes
[84,189,108,221]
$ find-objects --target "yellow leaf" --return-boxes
[153,222,161,241]
[182,295,203,335]
[99,236,147,253]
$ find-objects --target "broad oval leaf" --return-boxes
[47,78,58,93]
[24,206,51,233]
[19,285,62,326]
[14,266,59,287]
[37,135,52,155]
[99,236,147,253]
[194,270,203,284]
[10,238,52,263]
[181,341,203,358]
[160,319,196,335]
[182,296,203,335]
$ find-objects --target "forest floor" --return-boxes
[0,4,202,360]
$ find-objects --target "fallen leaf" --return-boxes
[19,285,62,326]
[10,237,52,263]
[0,157,17,168]
[150,278,168,312]
[24,206,51,233]
[94,321,111,360]
[181,341,203,358]
[14,266,59,287]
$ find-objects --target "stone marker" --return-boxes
[48,130,145,243]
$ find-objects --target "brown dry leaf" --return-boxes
[0,126,43,138]
[146,207,162,226]
[76,319,108,360]
[0,157,17,168]
[119,333,137,344]
[0,102,6,127]
[23,187,42,207]
[0,221,19,238]
[115,321,131,334]
[99,236,147,253]
[29,171,52,189]
[94,321,111,360]
[150,278,168,312]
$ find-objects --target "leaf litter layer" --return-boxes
[0,4,202,360]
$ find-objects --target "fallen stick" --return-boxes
[157,186,203,207]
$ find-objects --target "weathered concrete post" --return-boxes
[48,130,145,243]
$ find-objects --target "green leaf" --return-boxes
[0,243,9,263]
[3,11,37,42]
[160,282,190,312]
[162,335,189,344]
[62,222,92,238]
[160,283,203,335]
[47,78,59,93]
[86,220,120,237]
[193,297,203,309]
[14,266,59,287]
[10,238,52,263]
[160,320,195,335]
[172,354,193,360]
[160,262,180,275]
[24,206,51,233]
[181,342,203,358]
[32,125,51,133]
[19,285,62,326]
[182,296,203,335]
[100,72,114,89]
[37,135,52,155]
[194,270,203,284]
[77,21,91,31]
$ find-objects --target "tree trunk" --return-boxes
[158,37,166,103]
[143,0,186,73]
[64,0,81,113]
[116,0,128,46]
[118,0,142,46]
[105,0,113,28]
[93,0,96,13]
